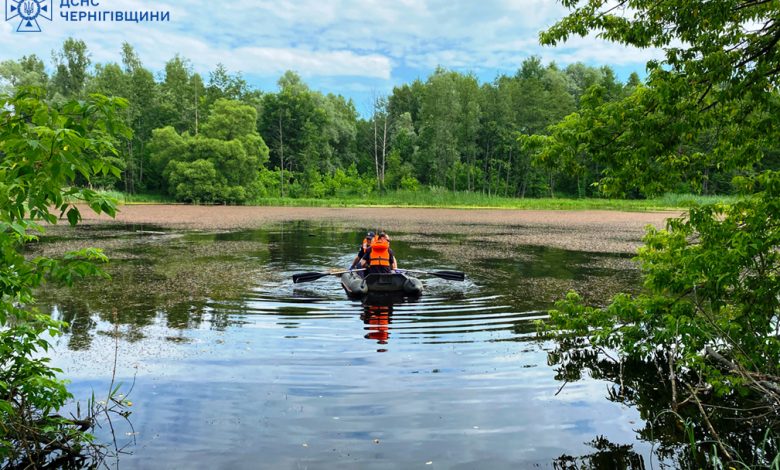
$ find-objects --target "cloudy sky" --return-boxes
[1,0,661,113]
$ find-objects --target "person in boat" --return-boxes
[359,232,398,274]
[349,231,375,270]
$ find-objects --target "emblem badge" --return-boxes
[5,0,52,32]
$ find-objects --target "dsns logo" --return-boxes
[5,0,52,32]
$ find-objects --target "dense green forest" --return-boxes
[6,37,770,204]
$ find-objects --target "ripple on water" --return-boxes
[39,223,656,469]
[206,279,546,348]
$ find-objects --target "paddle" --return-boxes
[292,268,365,284]
[398,269,465,281]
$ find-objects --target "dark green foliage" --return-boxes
[0,35,770,205]
[303,165,375,198]
[167,159,225,203]
[86,43,168,193]
[535,0,780,463]
[206,63,250,107]
[522,79,780,198]
[1,38,658,201]
[549,175,780,375]
[51,38,90,99]
[529,0,780,198]
[8,35,772,201]
[158,55,200,135]
[201,98,258,141]
[150,99,270,203]
[148,126,186,179]
[544,175,780,462]
[0,54,47,94]
[0,87,128,465]
[417,68,466,188]
[541,0,780,108]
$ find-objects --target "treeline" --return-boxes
[2,38,766,203]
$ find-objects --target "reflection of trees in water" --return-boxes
[38,221,367,349]
[35,233,273,349]
[41,293,243,351]
[546,337,779,468]
[32,223,280,348]
[553,435,646,469]
[49,300,97,350]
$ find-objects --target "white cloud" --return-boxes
[222,47,391,79]
[0,0,661,88]
[536,34,666,67]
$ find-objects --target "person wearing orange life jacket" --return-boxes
[359,232,398,274]
[349,231,375,270]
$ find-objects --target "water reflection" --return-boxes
[32,221,671,469]
[361,303,393,350]
[545,336,780,468]
[553,435,646,469]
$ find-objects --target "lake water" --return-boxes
[35,221,673,469]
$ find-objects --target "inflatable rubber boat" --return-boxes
[340,271,423,298]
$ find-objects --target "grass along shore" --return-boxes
[98,189,736,211]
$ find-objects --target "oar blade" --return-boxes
[292,272,327,283]
[432,270,465,281]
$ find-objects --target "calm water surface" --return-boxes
[35,222,662,469]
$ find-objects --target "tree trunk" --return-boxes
[374,112,380,191]
[505,147,512,197]
[549,170,555,198]
[484,142,491,196]
[138,138,144,185]
[123,139,133,194]
[577,174,582,199]
[194,91,199,136]
[520,174,528,198]
[278,114,285,198]
[452,166,456,192]
[381,116,388,189]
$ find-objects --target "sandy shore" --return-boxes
[73,204,680,254]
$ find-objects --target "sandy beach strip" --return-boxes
[71,204,680,254]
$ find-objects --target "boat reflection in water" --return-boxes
[359,295,402,352]
[361,304,392,349]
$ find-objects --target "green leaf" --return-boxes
[66,207,81,226]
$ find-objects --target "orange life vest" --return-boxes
[361,237,372,250]
[369,239,391,267]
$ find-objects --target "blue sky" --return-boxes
[2,0,662,115]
